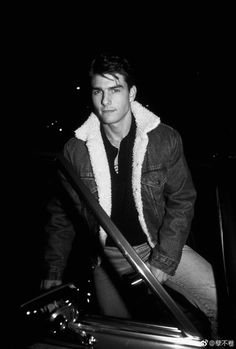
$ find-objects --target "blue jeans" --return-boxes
[93,244,217,335]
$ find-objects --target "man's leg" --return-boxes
[165,245,218,336]
[93,265,132,318]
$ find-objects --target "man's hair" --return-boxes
[88,52,135,89]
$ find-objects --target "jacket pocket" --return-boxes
[141,169,167,219]
[141,168,167,189]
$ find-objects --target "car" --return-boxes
[19,153,235,348]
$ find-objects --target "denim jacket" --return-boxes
[44,101,196,279]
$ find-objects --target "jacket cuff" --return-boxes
[46,266,64,280]
[149,253,178,276]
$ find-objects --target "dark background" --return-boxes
[14,7,234,162]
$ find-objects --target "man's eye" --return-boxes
[112,88,120,93]
[92,90,101,95]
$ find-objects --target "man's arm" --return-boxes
[150,130,196,276]
[41,194,77,286]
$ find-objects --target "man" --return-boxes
[41,52,217,335]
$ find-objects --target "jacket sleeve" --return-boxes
[42,143,84,281]
[42,190,77,280]
[149,130,197,275]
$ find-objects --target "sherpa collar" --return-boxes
[75,101,160,245]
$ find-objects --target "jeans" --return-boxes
[93,244,217,335]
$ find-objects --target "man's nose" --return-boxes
[101,92,111,106]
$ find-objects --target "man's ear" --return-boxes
[129,85,137,102]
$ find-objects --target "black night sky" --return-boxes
[14,6,234,164]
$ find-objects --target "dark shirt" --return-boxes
[101,116,146,247]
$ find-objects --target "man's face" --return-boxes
[91,73,136,125]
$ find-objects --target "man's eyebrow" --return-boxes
[92,84,124,91]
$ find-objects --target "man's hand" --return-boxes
[146,262,170,284]
[40,279,62,290]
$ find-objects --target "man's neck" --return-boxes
[103,115,132,148]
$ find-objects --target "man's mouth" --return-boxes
[102,109,115,113]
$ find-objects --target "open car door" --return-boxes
[20,154,206,348]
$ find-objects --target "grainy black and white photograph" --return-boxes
[13,5,235,348]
